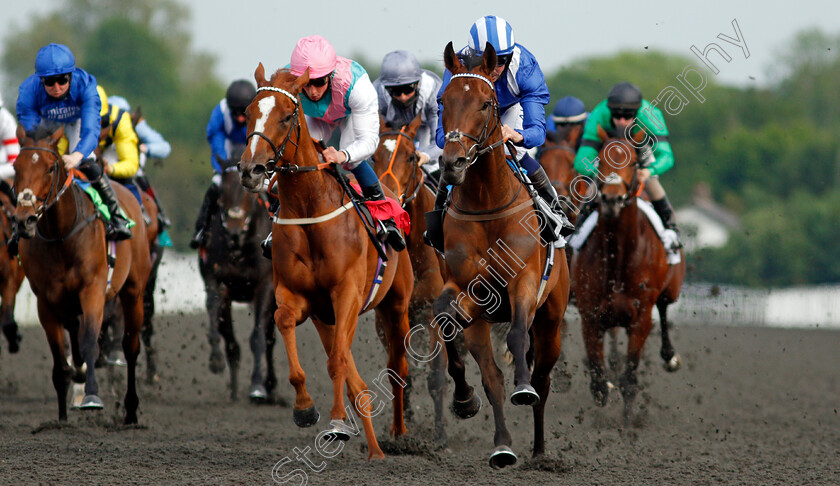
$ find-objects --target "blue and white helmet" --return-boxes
[468,15,515,55]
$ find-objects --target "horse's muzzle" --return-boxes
[17,214,37,239]
[441,157,469,185]
[600,195,625,219]
[239,166,264,193]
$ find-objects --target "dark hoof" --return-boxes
[451,392,482,419]
[208,352,225,374]
[510,384,540,406]
[489,445,517,469]
[292,405,320,428]
[663,354,682,372]
[3,325,21,354]
[80,394,104,410]
[107,350,127,367]
[591,380,609,407]
[248,384,268,403]
[322,420,352,442]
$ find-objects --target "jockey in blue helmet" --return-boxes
[426,15,573,251]
[546,95,588,149]
[15,43,132,249]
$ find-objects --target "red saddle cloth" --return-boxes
[351,183,410,235]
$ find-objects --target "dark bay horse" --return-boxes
[14,124,151,423]
[239,64,414,459]
[571,125,685,424]
[372,115,448,444]
[199,150,276,402]
[434,42,570,468]
[0,189,24,354]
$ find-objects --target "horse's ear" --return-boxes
[406,112,422,138]
[132,106,142,125]
[293,67,311,91]
[49,125,65,145]
[596,124,608,143]
[443,42,463,73]
[16,124,30,145]
[482,42,498,74]
[632,128,647,145]
[254,62,267,86]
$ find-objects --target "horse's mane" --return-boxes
[26,121,62,142]
[268,68,299,85]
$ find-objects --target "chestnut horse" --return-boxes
[571,125,684,424]
[199,151,276,402]
[434,42,570,468]
[238,65,414,459]
[0,190,24,354]
[538,124,587,225]
[372,115,448,444]
[14,124,150,423]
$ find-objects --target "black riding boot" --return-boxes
[136,175,171,228]
[529,166,575,237]
[259,199,280,259]
[363,183,406,252]
[423,180,448,252]
[190,184,220,249]
[651,196,682,247]
[93,177,132,240]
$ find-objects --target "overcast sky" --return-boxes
[2,0,838,90]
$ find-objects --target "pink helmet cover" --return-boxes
[290,35,337,78]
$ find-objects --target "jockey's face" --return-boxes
[42,74,71,99]
[302,73,331,102]
[612,115,636,132]
[488,65,505,83]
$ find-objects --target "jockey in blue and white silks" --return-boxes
[190,79,256,248]
[424,15,572,252]
[15,43,132,243]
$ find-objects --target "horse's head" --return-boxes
[240,63,309,192]
[218,144,254,248]
[439,41,501,186]
[541,127,581,200]
[372,113,422,204]
[595,125,646,219]
[13,123,66,238]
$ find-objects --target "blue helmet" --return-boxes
[552,96,587,123]
[468,15,515,56]
[35,43,76,78]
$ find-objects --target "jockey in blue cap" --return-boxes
[545,96,588,150]
[425,15,574,251]
[15,43,132,251]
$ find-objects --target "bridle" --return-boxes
[217,167,255,238]
[245,86,303,175]
[596,160,645,210]
[378,127,423,207]
[442,73,505,168]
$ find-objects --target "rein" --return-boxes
[378,127,424,207]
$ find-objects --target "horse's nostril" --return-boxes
[253,165,266,176]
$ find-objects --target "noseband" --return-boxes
[379,128,423,206]
[17,146,75,220]
[245,86,302,175]
[597,163,644,210]
[442,73,505,167]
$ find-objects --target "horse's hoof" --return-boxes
[292,405,320,428]
[107,351,127,367]
[451,392,482,419]
[322,420,352,442]
[510,384,540,406]
[79,394,104,410]
[248,384,268,403]
[208,352,225,374]
[663,354,682,372]
[488,445,517,469]
[591,381,610,407]
[70,383,85,410]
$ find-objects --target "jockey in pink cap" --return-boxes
[260,35,406,257]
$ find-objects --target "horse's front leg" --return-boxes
[78,285,106,409]
[434,285,480,419]
[38,301,71,420]
[507,293,539,406]
[621,309,653,426]
[325,280,362,425]
[274,291,318,427]
[657,300,681,372]
[464,320,515,469]
[205,281,226,375]
[581,312,609,407]
[0,280,22,353]
[246,287,272,403]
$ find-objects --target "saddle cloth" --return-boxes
[568,199,680,265]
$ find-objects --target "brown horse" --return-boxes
[13,124,151,423]
[238,64,414,459]
[538,124,587,225]
[571,125,685,424]
[434,42,570,468]
[372,114,448,444]
[0,189,24,354]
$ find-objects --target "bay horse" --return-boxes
[571,125,685,424]
[372,114,448,444]
[538,123,587,225]
[13,124,151,423]
[238,64,414,459]
[434,42,570,468]
[0,189,24,355]
[199,148,276,402]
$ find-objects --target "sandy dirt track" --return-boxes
[1,310,839,485]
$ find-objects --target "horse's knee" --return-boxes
[433,287,457,317]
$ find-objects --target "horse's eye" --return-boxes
[48,165,56,173]
[282,114,293,124]
[482,101,491,110]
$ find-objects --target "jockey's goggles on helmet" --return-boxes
[305,73,331,88]
[610,108,637,120]
[496,53,512,67]
[42,74,70,87]
[386,82,418,97]
[230,106,247,118]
